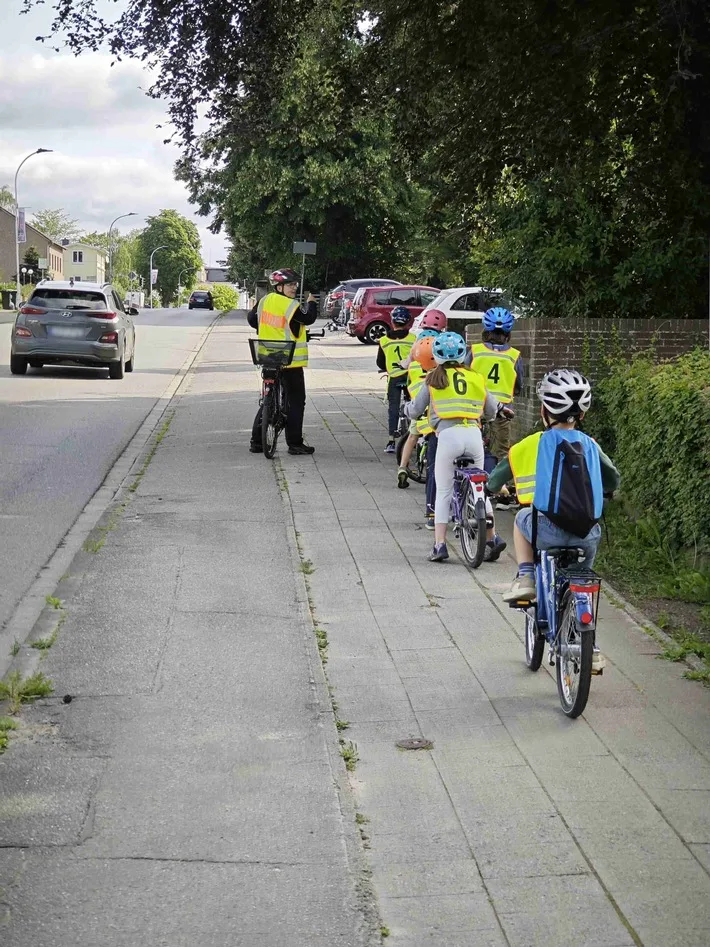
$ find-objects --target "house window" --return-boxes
[73,251,84,264]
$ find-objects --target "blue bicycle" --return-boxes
[451,457,489,569]
[521,544,601,718]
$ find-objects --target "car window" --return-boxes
[425,290,454,310]
[30,289,108,310]
[112,291,125,312]
[389,288,418,306]
[419,289,439,306]
[450,293,487,312]
[372,290,391,305]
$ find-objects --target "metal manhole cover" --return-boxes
[396,738,433,751]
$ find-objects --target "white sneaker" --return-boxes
[592,648,606,674]
[502,574,536,604]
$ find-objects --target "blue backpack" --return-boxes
[533,429,603,538]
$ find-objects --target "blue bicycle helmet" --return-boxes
[417,328,439,339]
[391,306,411,326]
[483,306,515,333]
[432,331,467,365]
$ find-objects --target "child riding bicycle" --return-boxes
[468,306,523,465]
[488,367,620,612]
[376,306,417,453]
[397,308,448,491]
[405,331,509,563]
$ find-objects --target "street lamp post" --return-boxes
[14,148,53,308]
[149,246,168,309]
[107,212,137,282]
[177,267,192,306]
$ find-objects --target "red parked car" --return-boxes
[347,284,441,344]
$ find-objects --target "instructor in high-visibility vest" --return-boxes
[248,268,318,455]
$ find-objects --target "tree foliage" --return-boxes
[135,210,202,305]
[24,0,710,314]
[30,208,82,243]
[0,186,15,210]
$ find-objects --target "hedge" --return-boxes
[587,349,710,554]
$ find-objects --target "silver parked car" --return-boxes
[10,281,137,380]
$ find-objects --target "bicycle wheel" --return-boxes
[459,481,487,569]
[524,607,545,671]
[411,440,427,484]
[555,591,593,718]
[395,432,408,466]
[261,386,278,458]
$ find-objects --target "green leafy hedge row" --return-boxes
[199,283,239,311]
[588,350,710,554]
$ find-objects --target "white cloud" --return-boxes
[0,1,228,265]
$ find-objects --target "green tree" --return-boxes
[31,208,82,243]
[0,185,15,210]
[136,210,202,306]
[22,246,40,269]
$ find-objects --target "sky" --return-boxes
[0,0,228,266]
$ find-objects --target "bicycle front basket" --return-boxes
[248,338,296,368]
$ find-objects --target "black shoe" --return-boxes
[249,442,263,454]
[288,443,315,455]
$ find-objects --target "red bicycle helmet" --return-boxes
[420,308,447,331]
[269,268,299,286]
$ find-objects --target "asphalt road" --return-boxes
[0,306,217,632]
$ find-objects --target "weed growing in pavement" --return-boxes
[31,614,65,654]
[0,716,18,752]
[10,640,20,657]
[335,719,350,731]
[339,739,359,771]
[424,593,441,608]
[83,537,105,554]
[658,627,710,684]
[0,670,54,714]
[314,628,328,663]
[299,559,315,575]
[380,927,391,938]
[130,413,174,493]
[355,812,369,825]
[45,595,63,610]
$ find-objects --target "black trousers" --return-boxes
[251,367,307,447]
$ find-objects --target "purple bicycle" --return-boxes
[451,456,489,569]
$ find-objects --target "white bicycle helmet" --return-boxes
[537,368,592,416]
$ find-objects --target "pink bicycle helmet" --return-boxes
[420,308,447,331]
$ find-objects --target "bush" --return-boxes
[199,283,238,311]
[588,350,710,554]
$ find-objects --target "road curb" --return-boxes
[0,311,222,681]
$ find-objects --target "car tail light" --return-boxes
[99,331,118,343]
[15,326,32,338]
[19,305,44,315]
[87,311,118,320]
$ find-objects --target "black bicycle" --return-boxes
[248,338,295,458]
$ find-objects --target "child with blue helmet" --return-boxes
[405,331,508,563]
[469,307,523,472]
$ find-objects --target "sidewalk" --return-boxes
[1,315,709,946]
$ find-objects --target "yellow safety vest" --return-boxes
[429,367,486,424]
[407,361,426,399]
[257,292,308,369]
[416,411,435,437]
[508,431,543,505]
[380,333,416,378]
[470,344,520,403]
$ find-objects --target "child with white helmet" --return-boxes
[488,368,620,672]
[405,331,508,562]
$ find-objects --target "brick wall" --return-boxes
[466,318,707,435]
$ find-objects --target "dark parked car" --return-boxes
[189,290,214,310]
[324,278,401,318]
[347,284,441,344]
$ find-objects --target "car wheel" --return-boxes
[10,355,28,375]
[357,336,368,344]
[108,351,125,380]
[188,305,193,310]
[125,351,134,373]
[364,321,388,344]
[28,360,44,370]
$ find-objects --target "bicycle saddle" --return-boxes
[454,454,479,468]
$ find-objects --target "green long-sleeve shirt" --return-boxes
[488,439,621,494]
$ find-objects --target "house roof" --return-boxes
[63,242,109,256]
[0,205,65,250]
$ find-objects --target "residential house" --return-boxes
[204,266,229,283]
[0,206,64,282]
[62,242,108,283]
